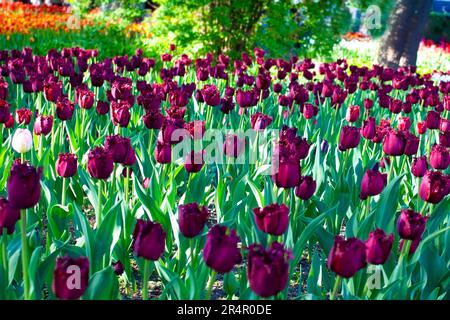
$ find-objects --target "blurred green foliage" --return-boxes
[144,0,352,59]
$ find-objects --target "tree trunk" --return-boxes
[377,0,433,69]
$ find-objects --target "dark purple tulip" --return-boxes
[96,100,109,115]
[382,130,406,156]
[440,119,450,134]
[56,97,75,121]
[143,111,164,130]
[0,197,20,235]
[203,225,242,274]
[429,143,449,170]
[272,161,301,189]
[247,242,292,297]
[201,84,220,107]
[178,202,209,238]
[154,142,172,164]
[419,171,449,204]
[87,147,114,180]
[111,101,131,128]
[0,99,10,123]
[75,87,94,110]
[33,114,53,136]
[250,112,272,131]
[360,166,387,200]
[345,105,360,122]
[105,135,131,164]
[363,98,373,109]
[365,229,394,265]
[0,80,7,100]
[403,132,419,156]
[397,209,427,240]
[132,219,166,260]
[43,81,62,103]
[440,132,450,147]
[327,236,366,278]
[56,153,77,178]
[223,135,245,158]
[338,126,361,151]
[112,261,124,275]
[236,89,253,108]
[295,175,316,200]
[15,108,32,125]
[425,110,440,130]
[361,116,376,139]
[184,150,204,173]
[7,161,42,209]
[253,203,289,236]
[52,256,89,300]
[398,117,411,131]
[411,156,428,177]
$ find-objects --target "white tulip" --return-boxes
[12,128,33,154]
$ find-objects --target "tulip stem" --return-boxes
[96,180,103,228]
[61,178,67,206]
[20,209,30,300]
[330,276,342,300]
[38,134,43,160]
[400,239,411,261]
[142,260,150,300]
[190,238,196,268]
[205,270,217,300]
[124,170,129,206]
[2,229,8,278]
[21,152,25,164]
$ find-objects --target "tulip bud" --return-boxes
[397,116,411,131]
[429,143,449,170]
[0,100,10,123]
[419,170,449,204]
[132,219,166,260]
[247,242,292,297]
[253,203,289,236]
[203,225,242,274]
[295,175,316,200]
[365,229,394,265]
[56,153,77,178]
[345,105,360,122]
[112,261,124,276]
[0,197,20,235]
[87,147,114,180]
[338,126,361,151]
[105,135,132,164]
[33,114,53,136]
[327,236,366,278]
[397,209,427,240]
[154,142,172,164]
[250,112,273,131]
[360,167,386,199]
[411,156,428,177]
[178,202,209,238]
[12,128,33,154]
[272,160,301,189]
[223,135,245,158]
[184,150,204,173]
[201,84,220,107]
[15,108,32,125]
[361,117,376,139]
[425,110,440,130]
[382,130,406,156]
[52,256,89,300]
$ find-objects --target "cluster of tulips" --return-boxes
[0,43,448,300]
